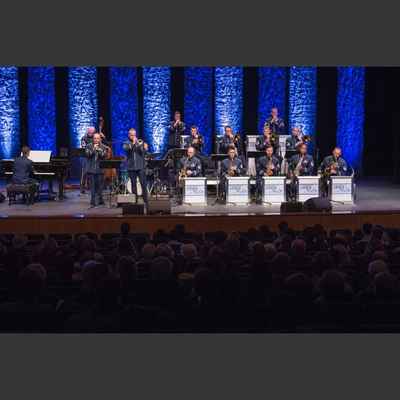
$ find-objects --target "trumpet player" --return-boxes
[168,110,186,149]
[318,147,349,197]
[264,107,285,134]
[187,125,204,153]
[220,146,245,202]
[85,133,108,208]
[255,145,281,202]
[220,126,243,156]
[123,128,149,206]
[256,125,278,153]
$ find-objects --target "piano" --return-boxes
[0,157,71,200]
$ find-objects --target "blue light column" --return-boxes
[337,67,365,171]
[215,67,243,135]
[0,67,19,159]
[27,67,56,154]
[289,66,317,153]
[184,67,213,154]
[142,67,171,154]
[110,67,139,156]
[68,67,98,149]
[258,67,287,133]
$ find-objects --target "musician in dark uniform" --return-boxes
[123,128,149,205]
[85,133,108,208]
[80,126,96,194]
[179,146,202,178]
[220,146,245,202]
[318,147,350,197]
[168,110,186,149]
[286,126,303,151]
[220,126,244,156]
[255,145,281,202]
[287,143,315,201]
[264,107,285,134]
[187,125,203,153]
[256,125,278,154]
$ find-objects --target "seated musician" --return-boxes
[256,125,278,154]
[264,107,285,135]
[286,126,303,151]
[220,145,245,201]
[318,146,349,196]
[287,143,315,201]
[179,146,202,178]
[187,125,203,153]
[11,146,39,199]
[220,126,243,156]
[255,145,281,202]
[85,133,108,208]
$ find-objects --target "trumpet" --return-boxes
[233,134,241,144]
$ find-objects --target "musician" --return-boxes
[220,146,245,201]
[187,126,203,153]
[220,126,243,156]
[80,126,96,194]
[179,146,202,178]
[286,127,303,151]
[256,125,278,153]
[169,110,186,149]
[256,145,281,201]
[123,128,149,205]
[318,147,349,197]
[85,133,108,208]
[264,107,285,135]
[288,143,315,201]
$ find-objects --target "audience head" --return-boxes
[150,256,173,280]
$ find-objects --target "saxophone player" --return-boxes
[287,143,315,201]
[123,128,149,206]
[255,145,281,202]
[179,146,202,179]
[85,133,108,208]
[220,146,245,202]
[318,147,349,197]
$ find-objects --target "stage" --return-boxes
[0,178,400,235]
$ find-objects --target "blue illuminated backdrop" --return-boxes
[337,67,365,171]
[0,67,19,159]
[110,67,139,156]
[142,67,171,154]
[68,67,98,149]
[27,67,56,154]
[258,67,287,133]
[289,66,317,153]
[215,67,243,135]
[184,67,213,154]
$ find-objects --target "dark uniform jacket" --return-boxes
[286,135,302,151]
[256,155,281,177]
[264,117,285,134]
[85,143,108,174]
[318,155,349,176]
[255,135,278,152]
[221,157,245,177]
[220,134,243,155]
[186,134,203,153]
[123,140,147,171]
[169,121,186,148]
[12,156,34,184]
[179,156,202,177]
[289,154,315,176]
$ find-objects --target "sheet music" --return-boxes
[25,150,52,163]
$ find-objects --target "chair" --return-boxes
[6,183,38,205]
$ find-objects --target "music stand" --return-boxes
[247,151,265,159]
[210,154,229,204]
[148,158,167,199]
[100,159,123,208]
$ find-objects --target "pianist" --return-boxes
[12,146,40,192]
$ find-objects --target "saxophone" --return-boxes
[266,157,274,176]
[293,155,304,177]
[179,158,188,182]
[227,158,237,177]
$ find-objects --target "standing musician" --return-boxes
[85,133,108,208]
[220,145,245,201]
[255,145,281,202]
[264,107,285,135]
[169,110,186,149]
[256,124,278,154]
[80,126,96,193]
[318,146,349,196]
[287,143,315,201]
[220,126,244,156]
[123,128,149,206]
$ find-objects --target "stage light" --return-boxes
[184,67,213,154]
[215,67,243,135]
[289,66,317,153]
[337,67,365,171]
[27,67,56,154]
[142,67,171,154]
[0,67,19,159]
[258,67,287,133]
[68,67,98,149]
[110,67,139,156]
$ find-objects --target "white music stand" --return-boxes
[262,176,286,204]
[183,177,207,205]
[226,176,250,205]
[297,175,320,202]
[329,175,354,204]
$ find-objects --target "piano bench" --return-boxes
[6,183,38,205]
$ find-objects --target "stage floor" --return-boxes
[0,178,399,218]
